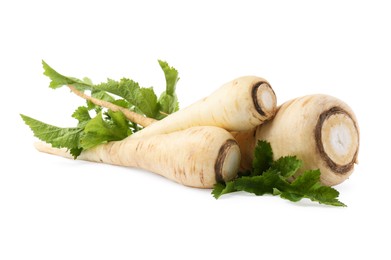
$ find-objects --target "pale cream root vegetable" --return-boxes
[133,76,276,138]
[234,94,360,186]
[69,76,277,136]
[34,126,241,188]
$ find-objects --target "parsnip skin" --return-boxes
[235,95,360,186]
[132,76,277,138]
[231,129,257,171]
[35,126,241,188]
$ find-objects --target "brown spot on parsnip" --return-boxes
[199,170,205,185]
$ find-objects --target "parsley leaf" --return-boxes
[212,140,346,207]
[94,78,159,118]
[22,60,181,157]
[41,60,179,120]
[80,110,131,149]
[42,60,91,90]
[156,60,180,119]
[271,156,302,178]
[72,106,91,127]
[20,114,83,158]
[212,181,236,199]
[252,140,273,176]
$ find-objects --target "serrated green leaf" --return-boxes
[94,78,134,101]
[157,60,180,118]
[80,110,131,149]
[271,156,302,178]
[134,87,159,118]
[234,170,287,195]
[42,60,91,90]
[290,170,321,192]
[279,191,305,202]
[94,78,159,118]
[213,140,346,207]
[157,93,178,119]
[158,60,179,95]
[252,140,273,176]
[70,147,83,158]
[20,114,82,152]
[212,181,236,199]
[82,77,93,85]
[306,185,346,207]
[91,89,116,103]
[279,170,346,206]
[72,106,91,127]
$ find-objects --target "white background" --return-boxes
[1,0,390,259]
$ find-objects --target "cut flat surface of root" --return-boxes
[253,82,276,117]
[316,107,359,174]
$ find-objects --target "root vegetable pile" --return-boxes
[21,60,360,206]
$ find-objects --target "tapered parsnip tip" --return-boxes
[253,81,277,118]
[34,141,73,159]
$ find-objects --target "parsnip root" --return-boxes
[131,76,277,138]
[234,94,359,186]
[35,126,241,188]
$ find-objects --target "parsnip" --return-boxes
[35,126,241,188]
[125,76,276,138]
[234,94,359,186]
[68,75,276,135]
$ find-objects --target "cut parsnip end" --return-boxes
[236,94,360,186]
[132,76,277,139]
[218,140,241,182]
[320,111,359,167]
[254,82,277,117]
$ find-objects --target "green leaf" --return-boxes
[278,170,346,206]
[80,110,131,149]
[133,87,159,118]
[279,191,305,202]
[42,60,91,90]
[112,99,131,109]
[20,114,82,152]
[158,60,179,95]
[94,78,133,101]
[157,60,180,118]
[252,140,273,176]
[212,181,236,199]
[214,140,346,207]
[72,106,91,127]
[91,90,116,103]
[156,93,178,119]
[235,169,288,195]
[94,78,159,118]
[307,186,346,207]
[290,169,321,192]
[271,156,302,178]
[24,60,182,158]
[82,77,93,85]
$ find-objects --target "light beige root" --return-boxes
[35,126,241,188]
[69,76,276,135]
[234,94,360,186]
[131,76,276,138]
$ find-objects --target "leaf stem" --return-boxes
[67,85,157,127]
